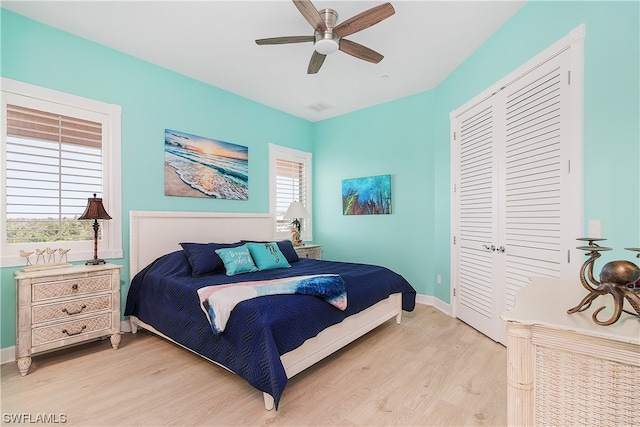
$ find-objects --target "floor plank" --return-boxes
[1,305,506,426]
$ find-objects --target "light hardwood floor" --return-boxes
[1,305,506,426]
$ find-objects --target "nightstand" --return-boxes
[14,263,123,376]
[294,244,322,260]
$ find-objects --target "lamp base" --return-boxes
[291,229,303,247]
[85,258,106,265]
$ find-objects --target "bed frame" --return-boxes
[128,210,403,410]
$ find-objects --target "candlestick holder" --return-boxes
[567,238,640,325]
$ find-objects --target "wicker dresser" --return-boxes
[502,277,639,426]
[15,263,123,376]
[294,244,322,260]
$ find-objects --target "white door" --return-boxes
[451,27,584,344]
[453,102,501,340]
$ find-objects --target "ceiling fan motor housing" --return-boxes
[314,8,339,54]
[318,8,338,28]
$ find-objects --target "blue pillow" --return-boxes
[246,242,291,271]
[215,244,258,276]
[180,242,241,277]
[241,239,299,263]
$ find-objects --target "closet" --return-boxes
[450,26,584,344]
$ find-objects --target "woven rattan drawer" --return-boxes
[294,245,322,260]
[32,295,111,324]
[32,275,111,302]
[534,345,639,426]
[31,313,111,347]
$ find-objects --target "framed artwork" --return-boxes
[164,129,248,200]
[342,174,392,215]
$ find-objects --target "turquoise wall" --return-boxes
[436,1,639,266]
[313,0,639,304]
[313,93,437,296]
[2,1,639,350]
[0,9,313,349]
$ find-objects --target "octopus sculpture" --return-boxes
[567,238,640,326]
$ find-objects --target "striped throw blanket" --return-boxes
[198,275,347,334]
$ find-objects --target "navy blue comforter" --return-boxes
[124,250,416,409]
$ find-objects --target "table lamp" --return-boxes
[78,193,112,265]
[283,201,309,246]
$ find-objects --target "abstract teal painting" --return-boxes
[342,174,392,215]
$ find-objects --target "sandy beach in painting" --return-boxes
[165,163,208,198]
[164,129,249,200]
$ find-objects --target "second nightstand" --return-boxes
[294,244,322,260]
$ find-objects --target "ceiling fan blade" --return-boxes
[334,2,395,37]
[339,39,384,63]
[293,0,327,32]
[255,36,315,45]
[307,51,326,74]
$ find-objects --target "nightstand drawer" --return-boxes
[32,275,111,302]
[32,313,111,346]
[32,295,111,324]
[295,245,322,260]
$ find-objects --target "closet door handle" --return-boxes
[497,246,506,253]
[483,244,496,252]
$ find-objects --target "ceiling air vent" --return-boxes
[307,102,334,112]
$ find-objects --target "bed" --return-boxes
[125,211,416,410]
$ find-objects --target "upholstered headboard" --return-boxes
[129,211,274,279]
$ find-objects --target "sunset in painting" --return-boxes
[165,129,248,200]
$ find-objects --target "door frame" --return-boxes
[450,24,585,329]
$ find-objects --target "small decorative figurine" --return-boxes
[19,250,34,266]
[45,247,57,263]
[21,248,71,269]
[35,248,45,264]
[58,248,70,263]
[568,238,640,325]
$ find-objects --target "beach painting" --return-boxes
[342,174,392,215]
[165,129,248,200]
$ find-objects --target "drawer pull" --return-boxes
[71,284,79,292]
[62,304,87,315]
[62,325,87,336]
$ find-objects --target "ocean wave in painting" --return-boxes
[165,129,248,200]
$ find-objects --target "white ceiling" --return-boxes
[3,0,527,122]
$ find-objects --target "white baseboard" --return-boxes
[416,293,452,316]
[120,320,132,333]
[1,345,15,365]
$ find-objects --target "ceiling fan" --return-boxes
[255,0,395,74]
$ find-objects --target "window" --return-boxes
[1,78,122,267]
[269,143,312,242]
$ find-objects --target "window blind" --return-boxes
[5,104,103,243]
[275,158,307,233]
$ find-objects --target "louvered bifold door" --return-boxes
[452,45,581,344]
[498,52,574,329]
[454,101,501,341]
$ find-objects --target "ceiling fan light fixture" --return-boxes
[314,31,340,55]
[315,38,339,55]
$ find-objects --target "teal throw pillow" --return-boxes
[247,242,291,271]
[215,244,258,276]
